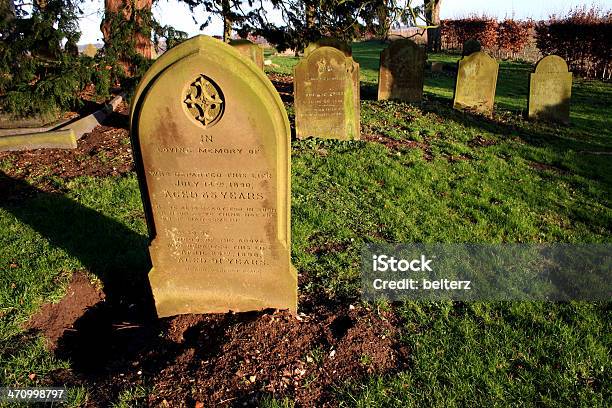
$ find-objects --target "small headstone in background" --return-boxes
[304,37,352,57]
[528,55,572,124]
[130,35,296,317]
[462,39,482,56]
[229,39,264,70]
[378,39,426,102]
[453,51,498,116]
[294,46,360,140]
[82,44,98,57]
[430,61,444,72]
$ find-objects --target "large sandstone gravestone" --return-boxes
[528,55,572,124]
[304,37,352,57]
[230,39,264,70]
[378,39,426,102]
[294,46,360,140]
[453,51,499,116]
[130,35,297,317]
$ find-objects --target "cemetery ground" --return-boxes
[0,41,610,407]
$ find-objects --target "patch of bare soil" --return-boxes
[363,133,433,160]
[39,293,407,407]
[0,103,133,192]
[25,271,105,350]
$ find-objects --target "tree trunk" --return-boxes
[425,0,442,52]
[222,0,231,42]
[101,0,153,61]
[376,2,390,40]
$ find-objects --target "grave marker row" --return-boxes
[453,51,572,123]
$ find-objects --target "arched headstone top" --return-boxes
[303,46,354,69]
[304,37,352,57]
[130,35,276,132]
[534,55,569,74]
[460,50,496,66]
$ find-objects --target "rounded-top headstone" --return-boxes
[130,35,296,317]
[453,51,499,116]
[528,54,572,124]
[534,55,569,73]
[304,37,352,57]
[378,38,426,102]
[294,46,360,140]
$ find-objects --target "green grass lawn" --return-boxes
[1,41,610,406]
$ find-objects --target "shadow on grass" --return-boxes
[361,82,378,101]
[0,173,153,316]
[420,94,612,189]
[0,174,264,404]
[0,172,160,373]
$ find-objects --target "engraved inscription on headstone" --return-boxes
[293,46,360,140]
[130,35,296,317]
[230,39,264,70]
[528,55,572,124]
[378,39,426,102]
[453,51,499,116]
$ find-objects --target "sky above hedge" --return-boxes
[77,0,611,45]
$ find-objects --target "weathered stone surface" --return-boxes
[453,51,498,116]
[0,129,76,151]
[294,46,360,140]
[378,39,426,102]
[83,44,98,57]
[230,39,264,70]
[528,55,572,124]
[130,35,296,317]
[304,37,351,57]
